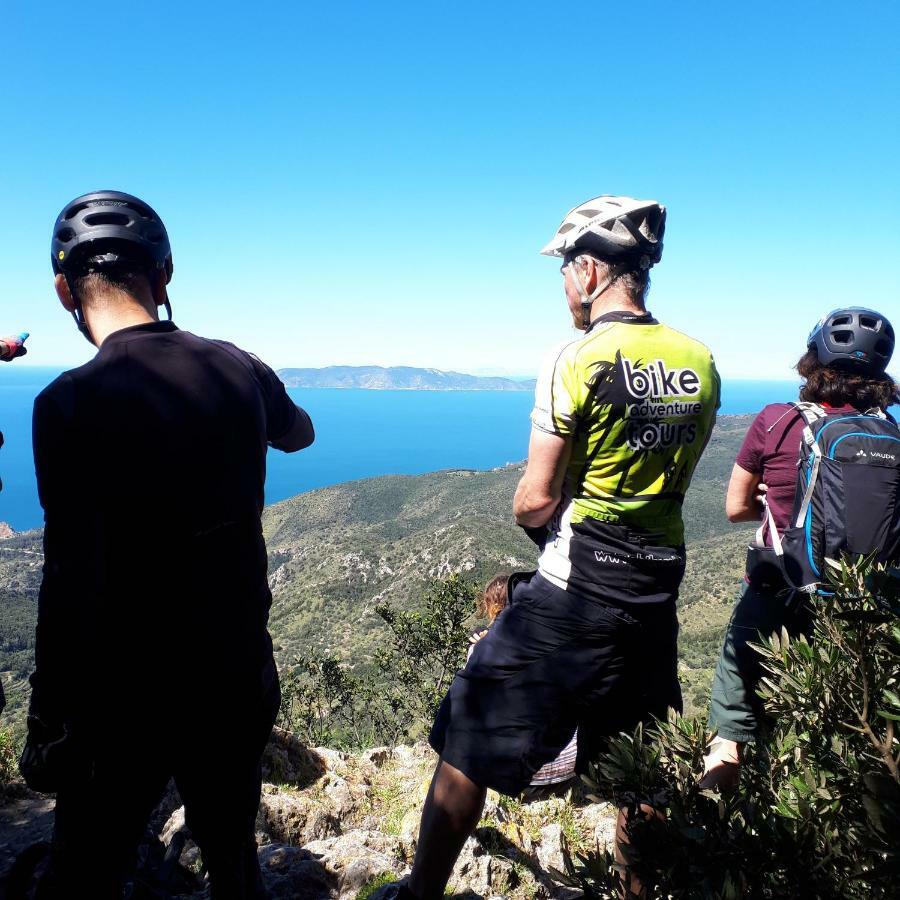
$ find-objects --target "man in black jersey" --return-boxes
[23,191,314,899]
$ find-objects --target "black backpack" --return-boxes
[764,403,900,593]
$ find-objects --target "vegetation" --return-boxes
[0,726,21,791]
[354,871,397,900]
[0,415,753,735]
[278,575,476,748]
[564,557,900,899]
[372,575,475,734]
[0,532,43,726]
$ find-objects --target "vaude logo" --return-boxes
[854,449,896,462]
[622,358,701,399]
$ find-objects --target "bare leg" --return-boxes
[407,758,487,900]
[615,803,665,899]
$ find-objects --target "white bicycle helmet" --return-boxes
[540,195,666,266]
[542,195,666,328]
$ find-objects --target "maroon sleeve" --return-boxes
[735,408,770,474]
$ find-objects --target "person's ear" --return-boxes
[581,256,600,293]
[55,273,76,312]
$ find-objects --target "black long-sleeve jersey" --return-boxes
[30,321,313,727]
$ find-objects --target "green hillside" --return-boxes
[262,413,753,716]
[0,415,754,725]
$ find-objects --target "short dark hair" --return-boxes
[797,348,899,410]
[605,259,651,305]
[72,261,153,306]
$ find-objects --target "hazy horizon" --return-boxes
[5,362,804,384]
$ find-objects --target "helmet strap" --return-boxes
[64,273,96,346]
[567,260,613,329]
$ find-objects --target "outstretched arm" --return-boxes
[0,333,28,361]
[270,405,314,452]
[250,354,315,453]
[513,428,570,528]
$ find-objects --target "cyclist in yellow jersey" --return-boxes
[530,300,719,602]
[384,197,719,900]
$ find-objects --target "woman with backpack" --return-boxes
[701,307,899,789]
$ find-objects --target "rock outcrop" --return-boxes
[0,730,617,898]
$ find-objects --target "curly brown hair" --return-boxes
[797,348,899,410]
[476,575,509,623]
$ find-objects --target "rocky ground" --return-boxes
[0,729,616,899]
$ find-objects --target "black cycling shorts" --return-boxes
[429,572,681,796]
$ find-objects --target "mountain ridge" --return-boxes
[277,365,536,391]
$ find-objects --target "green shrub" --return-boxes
[565,558,900,899]
[278,652,379,749]
[278,574,476,749]
[0,726,22,790]
[372,574,475,738]
[355,871,396,900]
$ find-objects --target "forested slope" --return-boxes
[0,415,754,724]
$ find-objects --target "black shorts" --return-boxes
[429,573,681,796]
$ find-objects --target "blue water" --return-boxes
[0,367,802,532]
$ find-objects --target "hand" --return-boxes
[755,482,768,507]
[699,737,742,791]
[468,629,489,645]
[0,333,28,361]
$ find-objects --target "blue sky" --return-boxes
[2,1,898,378]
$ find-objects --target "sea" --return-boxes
[0,367,802,533]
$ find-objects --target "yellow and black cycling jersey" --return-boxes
[531,310,720,601]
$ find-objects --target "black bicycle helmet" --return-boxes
[52,190,172,279]
[51,191,173,341]
[807,307,894,374]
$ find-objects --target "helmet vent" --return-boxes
[557,223,576,234]
[83,212,130,227]
[56,227,75,243]
[64,202,90,220]
[831,315,852,326]
[578,209,600,218]
[832,330,853,345]
[859,315,878,330]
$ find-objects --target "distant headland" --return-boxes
[277,366,536,391]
